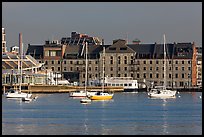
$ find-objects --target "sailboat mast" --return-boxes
[19,33,23,93]
[85,42,88,95]
[163,34,166,90]
[102,45,105,92]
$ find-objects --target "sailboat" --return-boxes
[148,34,177,98]
[5,33,32,99]
[89,45,114,100]
[80,42,92,103]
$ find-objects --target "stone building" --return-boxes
[2,28,7,53]
[26,37,198,89]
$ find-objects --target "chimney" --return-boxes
[19,33,22,56]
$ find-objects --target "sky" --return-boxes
[2,2,202,52]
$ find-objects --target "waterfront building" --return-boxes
[26,33,198,89]
[2,52,46,86]
[2,28,7,53]
[196,47,202,88]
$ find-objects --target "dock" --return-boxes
[2,84,124,93]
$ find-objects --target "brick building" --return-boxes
[26,35,198,89]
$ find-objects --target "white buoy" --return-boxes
[178,95,181,98]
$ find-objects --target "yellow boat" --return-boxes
[89,92,113,100]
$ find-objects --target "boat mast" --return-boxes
[102,44,105,92]
[19,33,23,93]
[163,34,166,90]
[85,42,88,96]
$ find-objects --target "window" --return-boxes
[150,73,152,78]
[109,47,116,50]
[137,73,140,78]
[95,67,98,71]
[45,51,49,56]
[156,73,159,78]
[182,67,185,71]
[58,61,60,64]
[120,47,127,50]
[124,60,127,64]
[150,60,152,64]
[182,61,184,64]
[143,73,146,78]
[175,67,178,70]
[51,67,54,71]
[52,61,54,64]
[143,67,146,70]
[50,51,56,56]
[110,67,113,71]
[70,61,73,64]
[156,67,159,71]
[124,67,127,71]
[175,61,178,64]
[150,67,152,71]
[175,74,178,78]
[180,82,184,87]
[143,61,146,64]
[58,67,60,71]
[64,61,66,64]
[182,73,185,78]
[110,60,113,64]
[169,74,171,78]
[156,61,159,64]
[64,67,66,71]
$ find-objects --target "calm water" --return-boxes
[2,92,202,135]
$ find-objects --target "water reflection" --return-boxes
[161,99,169,135]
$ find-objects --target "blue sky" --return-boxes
[2,2,202,51]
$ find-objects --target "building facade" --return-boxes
[2,28,7,53]
[26,36,198,89]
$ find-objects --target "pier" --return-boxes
[2,84,124,93]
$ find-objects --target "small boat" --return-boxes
[89,45,114,101]
[80,97,91,103]
[5,89,32,99]
[22,96,32,101]
[80,42,93,104]
[147,34,176,98]
[69,90,97,97]
[89,91,113,100]
[5,33,33,99]
[148,86,176,98]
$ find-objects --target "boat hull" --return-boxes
[148,90,177,98]
[90,95,113,100]
[5,93,32,98]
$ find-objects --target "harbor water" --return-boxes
[2,92,202,135]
